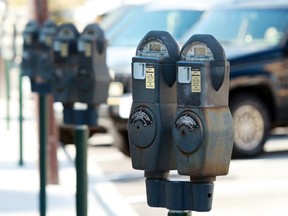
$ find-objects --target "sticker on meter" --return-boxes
[60,43,68,57]
[191,68,201,92]
[178,66,192,83]
[45,36,52,46]
[24,34,32,45]
[85,43,92,57]
[145,65,155,89]
[133,62,146,80]
[53,41,61,51]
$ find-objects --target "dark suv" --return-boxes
[180,1,288,157]
[107,0,288,157]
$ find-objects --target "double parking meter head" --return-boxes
[52,23,79,103]
[76,23,110,105]
[21,20,39,79]
[127,30,179,172]
[173,34,234,182]
[38,20,58,81]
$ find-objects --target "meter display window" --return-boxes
[137,39,169,58]
[181,41,214,61]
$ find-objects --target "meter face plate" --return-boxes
[137,39,169,58]
[128,107,157,148]
[181,41,214,61]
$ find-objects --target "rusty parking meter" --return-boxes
[75,23,110,125]
[38,20,58,84]
[173,34,233,181]
[129,33,234,215]
[127,30,179,173]
[21,20,40,90]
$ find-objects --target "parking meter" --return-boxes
[1,15,17,61]
[127,30,179,173]
[14,15,29,64]
[173,34,234,182]
[21,20,40,87]
[76,23,110,105]
[38,20,58,83]
[51,23,79,103]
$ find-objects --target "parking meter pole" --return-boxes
[168,211,192,216]
[19,70,24,166]
[75,125,88,216]
[39,94,48,216]
[5,60,10,130]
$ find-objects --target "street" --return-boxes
[81,131,288,216]
[1,110,288,216]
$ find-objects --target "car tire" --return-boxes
[230,93,270,158]
[110,129,130,157]
[106,117,131,157]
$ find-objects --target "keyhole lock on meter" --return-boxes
[128,30,180,172]
[173,34,234,182]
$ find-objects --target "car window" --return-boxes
[107,8,203,47]
[100,5,142,39]
[182,8,288,47]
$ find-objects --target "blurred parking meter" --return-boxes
[51,23,79,123]
[21,20,41,91]
[38,20,58,86]
[76,23,110,125]
[14,16,28,166]
[21,20,59,216]
[1,15,16,61]
[14,15,29,64]
[19,20,40,166]
[1,15,17,129]
[128,32,234,215]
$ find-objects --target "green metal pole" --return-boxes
[168,210,192,216]
[39,94,47,216]
[75,125,88,216]
[5,60,10,130]
[19,69,23,166]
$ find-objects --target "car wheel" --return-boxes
[106,117,131,157]
[230,94,270,158]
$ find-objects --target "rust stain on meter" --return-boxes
[146,65,155,89]
[191,68,201,93]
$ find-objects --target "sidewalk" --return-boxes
[0,110,105,216]
[0,79,111,216]
[0,65,140,216]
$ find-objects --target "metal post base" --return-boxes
[146,178,214,212]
